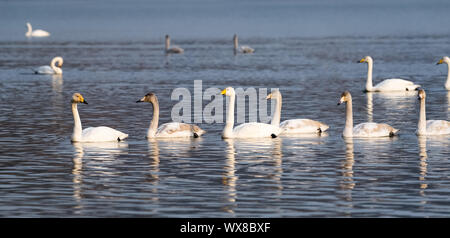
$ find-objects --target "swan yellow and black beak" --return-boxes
[358,58,366,63]
[437,59,444,65]
[82,99,88,104]
[136,97,145,103]
[221,89,227,95]
[337,97,345,105]
[266,93,272,100]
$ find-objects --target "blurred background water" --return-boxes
[0,0,450,217]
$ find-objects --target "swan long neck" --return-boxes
[148,99,160,138]
[446,63,450,90]
[165,37,170,50]
[366,60,373,91]
[343,97,353,137]
[26,23,32,35]
[271,93,282,126]
[50,58,62,74]
[233,35,238,50]
[223,93,235,138]
[71,103,82,142]
[418,98,427,135]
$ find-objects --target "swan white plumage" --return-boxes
[33,57,63,75]
[359,56,420,92]
[71,93,128,142]
[266,89,329,134]
[221,87,282,138]
[165,35,184,54]
[136,92,205,138]
[416,89,450,135]
[436,56,450,90]
[25,22,50,37]
[233,34,254,54]
[338,91,399,137]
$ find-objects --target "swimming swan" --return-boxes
[266,89,329,134]
[416,89,450,135]
[338,91,399,137]
[165,35,184,54]
[436,56,450,90]
[136,92,205,138]
[25,22,50,37]
[233,34,254,54]
[358,56,420,92]
[33,57,63,75]
[221,87,282,138]
[71,93,129,142]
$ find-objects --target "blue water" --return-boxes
[0,0,450,217]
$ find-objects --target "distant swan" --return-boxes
[25,22,50,37]
[266,89,329,134]
[33,57,63,75]
[165,35,184,54]
[436,56,450,90]
[338,91,399,137]
[358,56,420,92]
[221,87,282,138]
[233,34,254,54]
[136,92,205,138]
[416,89,450,135]
[71,93,129,142]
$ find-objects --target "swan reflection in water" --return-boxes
[222,138,283,214]
[342,137,355,193]
[366,91,417,123]
[72,142,129,211]
[418,136,428,195]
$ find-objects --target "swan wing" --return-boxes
[34,65,54,74]
[232,122,281,138]
[166,47,184,54]
[32,29,50,37]
[81,126,128,142]
[280,119,329,134]
[374,79,420,91]
[240,45,254,53]
[352,122,398,137]
[425,120,450,135]
[156,122,204,138]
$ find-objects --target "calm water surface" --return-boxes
[0,0,450,217]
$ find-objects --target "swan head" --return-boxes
[221,87,235,97]
[417,89,426,100]
[71,93,88,104]
[436,56,450,65]
[266,89,281,100]
[358,56,373,64]
[54,57,63,67]
[136,92,158,104]
[337,91,352,105]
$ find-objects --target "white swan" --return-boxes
[33,57,63,75]
[416,89,450,135]
[165,35,184,54]
[358,56,420,92]
[221,87,282,138]
[436,56,450,90]
[266,89,329,134]
[338,91,399,137]
[136,92,205,138]
[233,34,254,54]
[25,22,50,37]
[71,93,128,142]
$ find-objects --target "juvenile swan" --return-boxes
[338,91,399,137]
[136,92,205,138]
[266,90,329,134]
[416,89,450,135]
[221,87,282,138]
[25,22,50,37]
[165,35,184,54]
[436,56,450,90]
[358,56,420,92]
[233,34,254,54]
[71,93,128,142]
[33,57,63,75]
